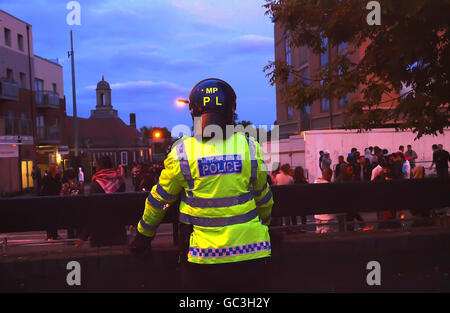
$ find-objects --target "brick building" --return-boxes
[0,10,65,194]
[63,77,149,179]
[273,20,399,138]
[0,10,149,194]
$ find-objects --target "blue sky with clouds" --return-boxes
[2,0,276,130]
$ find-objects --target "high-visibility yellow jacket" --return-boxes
[137,132,273,264]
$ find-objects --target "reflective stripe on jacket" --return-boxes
[137,132,273,264]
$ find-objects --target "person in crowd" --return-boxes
[398,145,405,155]
[405,145,418,170]
[412,166,425,179]
[388,153,405,180]
[430,144,449,179]
[61,168,83,196]
[294,166,308,184]
[371,155,387,181]
[318,151,324,172]
[321,150,332,171]
[364,148,374,164]
[31,165,42,194]
[348,147,357,159]
[131,162,139,190]
[371,155,379,170]
[77,167,85,189]
[76,156,126,248]
[382,149,389,157]
[275,163,294,185]
[373,163,391,182]
[399,153,411,179]
[267,174,274,186]
[40,164,62,241]
[274,164,294,227]
[271,163,281,185]
[293,167,308,227]
[118,164,125,178]
[342,161,365,230]
[342,163,356,182]
[334,155,346,181]
[138,163,157,191]
[134,163,144,191]
[61,168,84,239]
[354,155,372,182]
[429,144,438,171]
[314,168,337,234]
[432,144,439,154]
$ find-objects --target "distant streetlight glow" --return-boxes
[153,130,162,139]
[176,99,189,108]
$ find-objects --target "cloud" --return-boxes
[85,80,188,93]
[187,34,274,62]
[233,35,274,53]
[3,0,276,129]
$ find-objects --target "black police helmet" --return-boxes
[189,78,236,131]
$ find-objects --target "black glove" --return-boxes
[129,231,153,255]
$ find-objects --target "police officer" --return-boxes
[129,78,273,292]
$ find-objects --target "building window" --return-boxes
[339,94,349,108]
[299,46,308,66]
[338,42,347,55]
[285,32,292,84]
[321,98,330,112]
[287,106,294,120]
[36,115,45,138]
[121,151,128,166]
[4,28,11,46]
[20,72,26,88]
[285,33,291,66]
[301,68,309,86]
[6,68,13,81]
[34,78,44,91]
[320,36,328,68]
[320,77,330,112]
[17,34,24,51]
[52,83,57,93]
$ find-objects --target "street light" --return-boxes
[176,99,189,108]
[153,130,162,139]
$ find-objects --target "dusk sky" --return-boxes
[2,0,276,131]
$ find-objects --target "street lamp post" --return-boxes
[69,30,79,157]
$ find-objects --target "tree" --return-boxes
[140,126,172,140]
[140,126,172,154]
[264,0,449,138]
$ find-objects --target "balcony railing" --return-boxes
[35,91,60,109]
[36,126,60,143]
[0,79,19,101]
[0,116,33,136]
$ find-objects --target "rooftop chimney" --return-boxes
[130,113,136,129]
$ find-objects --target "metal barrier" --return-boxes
[0,178,449,245]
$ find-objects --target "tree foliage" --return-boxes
[264,0,449,137]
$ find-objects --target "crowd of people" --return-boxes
[34,156,166,243]
[269,143,449,234]
[131,162,163,192]
[318,144,449,182]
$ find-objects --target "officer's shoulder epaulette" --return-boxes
[169,136,190,152]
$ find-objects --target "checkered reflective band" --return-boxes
[189,241,271,258]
